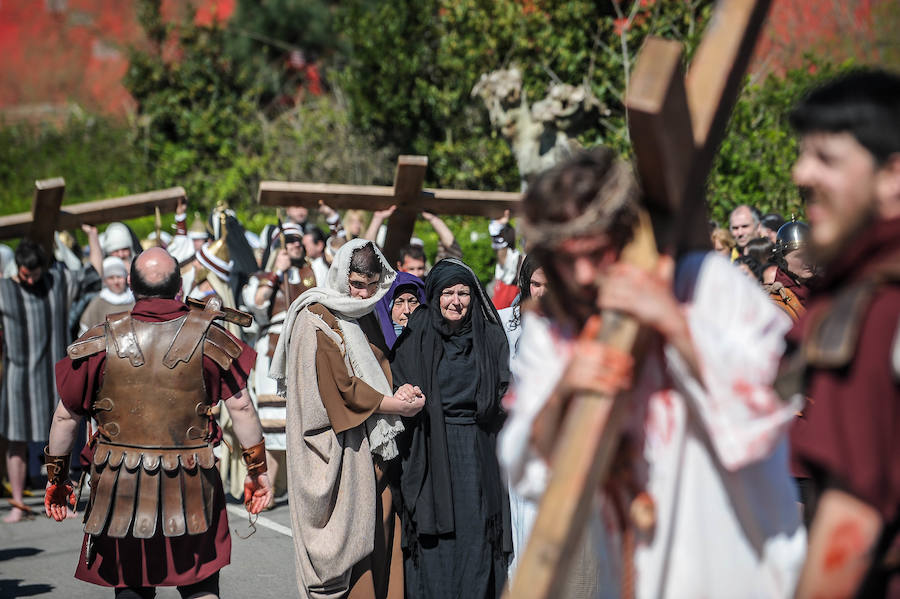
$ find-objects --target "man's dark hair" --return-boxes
[760,213,785,232]
[350,242,382,277]
[790,69,900,165]
[736,255,763,281]
[397,244,426,265]
[745,237,775,266]
[14,239,48,271]
[130,253,182,299]
[304,227,327,247]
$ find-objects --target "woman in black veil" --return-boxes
[392,258,512,598]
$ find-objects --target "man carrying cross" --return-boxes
[498,148,806,597]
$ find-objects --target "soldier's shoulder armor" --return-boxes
[67,323,108,360]
[807,260,900,370]
[203,322,243,370]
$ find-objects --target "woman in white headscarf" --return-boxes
[271,238,424,599]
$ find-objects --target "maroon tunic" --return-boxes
[788,218,900,525]
[55,298,256,588]
[773,267,810,306]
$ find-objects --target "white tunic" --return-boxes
[498,253,806,599]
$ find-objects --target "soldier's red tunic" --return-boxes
[788,218,900,525]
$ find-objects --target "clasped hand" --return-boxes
[394,383,426,417]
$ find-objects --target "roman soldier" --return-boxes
[45,247,272,597]
[242,221,317,498]
[764,218,815,321]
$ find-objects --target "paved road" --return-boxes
[0,492,299,598]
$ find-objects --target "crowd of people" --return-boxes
[0,68,897,599]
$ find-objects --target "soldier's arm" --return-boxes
[224,388,264,449]
[45,401,83,521]
[795,488,882,599]
[47,400,83,456]
[224,388,273,514]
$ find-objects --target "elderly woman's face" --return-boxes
[439,283,470,324]
[391,292,420,327]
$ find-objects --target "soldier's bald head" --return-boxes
[130,247,182,299]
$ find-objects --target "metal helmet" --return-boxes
[775,217,810,256]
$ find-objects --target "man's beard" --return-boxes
[808,208,875,269]
[290,256,306,269]
[19,276,46,293]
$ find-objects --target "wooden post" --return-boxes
[382,155,428,265]
[505,1,773,598]
[257,155,522,264]
[0,180,186,256]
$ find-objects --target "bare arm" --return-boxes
[794,488,882,599]
[81,224,103,276]
[422,211,455,249]
[48,401,83,457]
[364,205,396,242]
[223,388,273,513]
[223,388,265,449]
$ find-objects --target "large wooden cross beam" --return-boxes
[258,155,522,263]
[0,178,186,256]
[505,1,772,598]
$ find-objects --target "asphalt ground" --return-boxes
[0,491,299,598]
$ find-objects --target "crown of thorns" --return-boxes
[521,160,638,247]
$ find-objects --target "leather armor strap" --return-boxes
[163,310,218,368]
[107,312,145,366]
[44,446,70,485]
[67,324,106,360]
[241,441,268,476]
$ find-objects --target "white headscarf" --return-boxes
[270,237,402,459]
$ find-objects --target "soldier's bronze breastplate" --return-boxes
[95,315,209,448]
[84,311,222,541]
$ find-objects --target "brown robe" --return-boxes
[307,303,403,599]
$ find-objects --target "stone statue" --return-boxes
[472,67,605,188]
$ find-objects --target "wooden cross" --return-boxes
[505,1,772,598]
[257,155,522,263]
[0,178,186,257]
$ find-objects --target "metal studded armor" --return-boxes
[67,302,242,539]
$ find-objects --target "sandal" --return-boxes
[5,498,36,521]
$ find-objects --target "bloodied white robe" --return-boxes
[498,253,806,599]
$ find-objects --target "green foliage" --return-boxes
[225,0,338,111]
[125,0,265,208]
[1,0,890,285]
[0,114,150,212]
[707,60,855,225]
[260,95,394,185]
[334,0,713,190]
